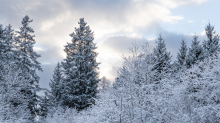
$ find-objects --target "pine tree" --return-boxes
[186,34,205,68]
[0,24,5,81]
[15,15,43,121]
[16,15,42,73]
[38,92,51,120]
[177,38,188,67]
[0,24,17,88]
[152,34,172,81]
[61,18,100,110]
[0,24,16,63]
[203,23,220,57]
[0,25,3,41]
[49,62,63,106]
[0,24,4,40]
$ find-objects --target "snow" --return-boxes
[1,17,220,123]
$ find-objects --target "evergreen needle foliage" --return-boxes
[61,18,100,110]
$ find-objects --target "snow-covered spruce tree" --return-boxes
[152,34,172,81]
[15,15,43,121]
[61,18,100,110]
[172,38,188,78]
[203,23,220,57]
[0,24,5,81]
[38,92,52,121]
[177,38,188,68]
[0,24,4,40]
[186,34,205,68]
[0,24,16,64]
[49,62,63,106]
[0,24,17,96]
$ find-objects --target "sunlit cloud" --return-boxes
[201,31,206,36]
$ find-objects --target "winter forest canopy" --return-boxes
[1,15,220,123]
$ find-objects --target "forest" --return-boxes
[0,15,220,123]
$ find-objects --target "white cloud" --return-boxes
[41,21,55,31]
[41,11,71,31]
[0,0,211,86]
[148,37,157,41]
[36,0,186,43]
[193,0,210,4]
[124,3,184,30]
[201,31,206,36]
[38,1,184,41]
[33,47,44,52]
[36,0,207,82]
[156,0,210,8]
[162,15,184,24]
[188,20,195,23]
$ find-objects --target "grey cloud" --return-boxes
[37,63,56,89]
[37,44,64,63]
[98,31,207,80]
[98,35,147,54]
[161,31,206,58]
[0,0,210,88]
[0,0,67,27]
[66,0,130,22]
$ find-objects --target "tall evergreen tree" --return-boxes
[152,34,172,75]
[0,24,17,85]
[38,92,52,120]
[0,24,5,63]
[0,24,16,63]
[49,62,63,106]
[186,34,205,68]
[0,24,5,81]
[61,18,100,110]
[203,23,220,57]
[15,15,43,121]
[16,15,42,73]
[177,38,188,67]
[0,24,4,40]
[0,24,16,97]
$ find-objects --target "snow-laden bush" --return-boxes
[44,88,119,123]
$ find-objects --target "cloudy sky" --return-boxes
[0,0,219,89]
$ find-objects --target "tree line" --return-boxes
[0,15,220,122]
